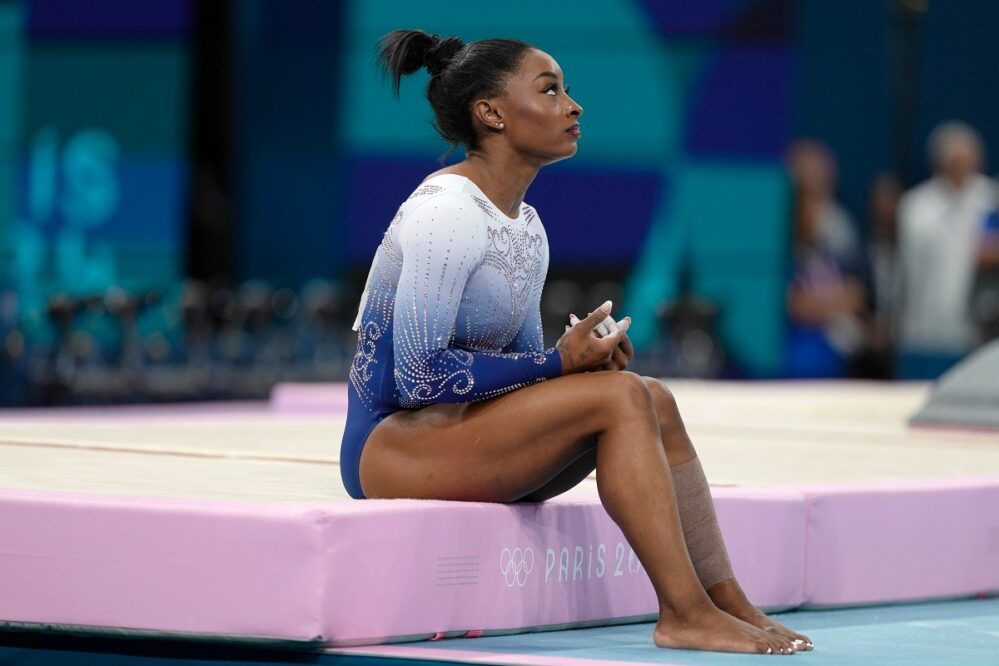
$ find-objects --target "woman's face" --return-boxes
[493,49,583,164]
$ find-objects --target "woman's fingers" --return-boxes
[556,303,621,373]
[618,317,634,360]
[576,301,612,334]
[565,310,634,372]
[610,345,628,370]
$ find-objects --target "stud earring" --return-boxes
[496,123,504,129]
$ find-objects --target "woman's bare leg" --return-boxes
[641,377,812,649]
[359,371,795,655]
[511,376,810,650]
[517,446,596,503]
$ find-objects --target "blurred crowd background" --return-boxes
[1,0,998,406]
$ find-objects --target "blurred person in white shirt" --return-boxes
[896,121,999,376]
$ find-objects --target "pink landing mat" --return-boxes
[7,381,998,646]
[0,489,327,643]
[3,478,998,646]
[800,477,999,606]
[0,487,802,645]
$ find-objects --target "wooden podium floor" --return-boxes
[1,381,998,503]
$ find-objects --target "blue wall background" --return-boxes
[798,0,999,218]
[2,0,998,379]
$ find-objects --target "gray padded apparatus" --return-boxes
[910,339,999,429]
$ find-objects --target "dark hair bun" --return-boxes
[377,29,533,154]
[424,36,464,75]
[378,29,465,95]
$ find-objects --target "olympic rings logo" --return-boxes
[499,547,534,588]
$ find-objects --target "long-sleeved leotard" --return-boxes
[340,174,563,498]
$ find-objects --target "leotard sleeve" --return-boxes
[393,194,563,408]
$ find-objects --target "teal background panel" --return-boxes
[8,38,190,315]
[623,162,788,376]
[21,44,189,154]
[0,1,23,268]
[340,0,680,165]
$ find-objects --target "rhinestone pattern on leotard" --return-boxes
[347,174,561,411]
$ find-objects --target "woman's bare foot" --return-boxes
[708,579,813,650]
[653,603,798,654]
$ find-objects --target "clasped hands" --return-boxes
[555,300,634,374]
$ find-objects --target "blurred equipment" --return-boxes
[6,279,361,406]
[656,266,725,379]
[910,339,999,429]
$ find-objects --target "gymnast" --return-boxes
[340,29,812,655]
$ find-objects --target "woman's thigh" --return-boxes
[358,370,650,502]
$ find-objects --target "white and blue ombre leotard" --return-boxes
[340,174,564,498]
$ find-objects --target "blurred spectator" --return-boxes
[783,139,868,378]
[971,201,999,341]
[857,172,903,378]
[896,121,999,377]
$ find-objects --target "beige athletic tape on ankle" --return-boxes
[671,456,734,590]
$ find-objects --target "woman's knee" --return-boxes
[603,371,656,413]
[642,376,679,417]
[643,376,696,458]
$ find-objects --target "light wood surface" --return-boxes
[2,381,997,503]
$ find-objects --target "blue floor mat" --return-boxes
[397,597,999,665]
[3,598,997,665]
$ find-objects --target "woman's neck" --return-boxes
[450,149,541,219]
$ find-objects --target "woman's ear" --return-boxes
[472,99,504,131]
